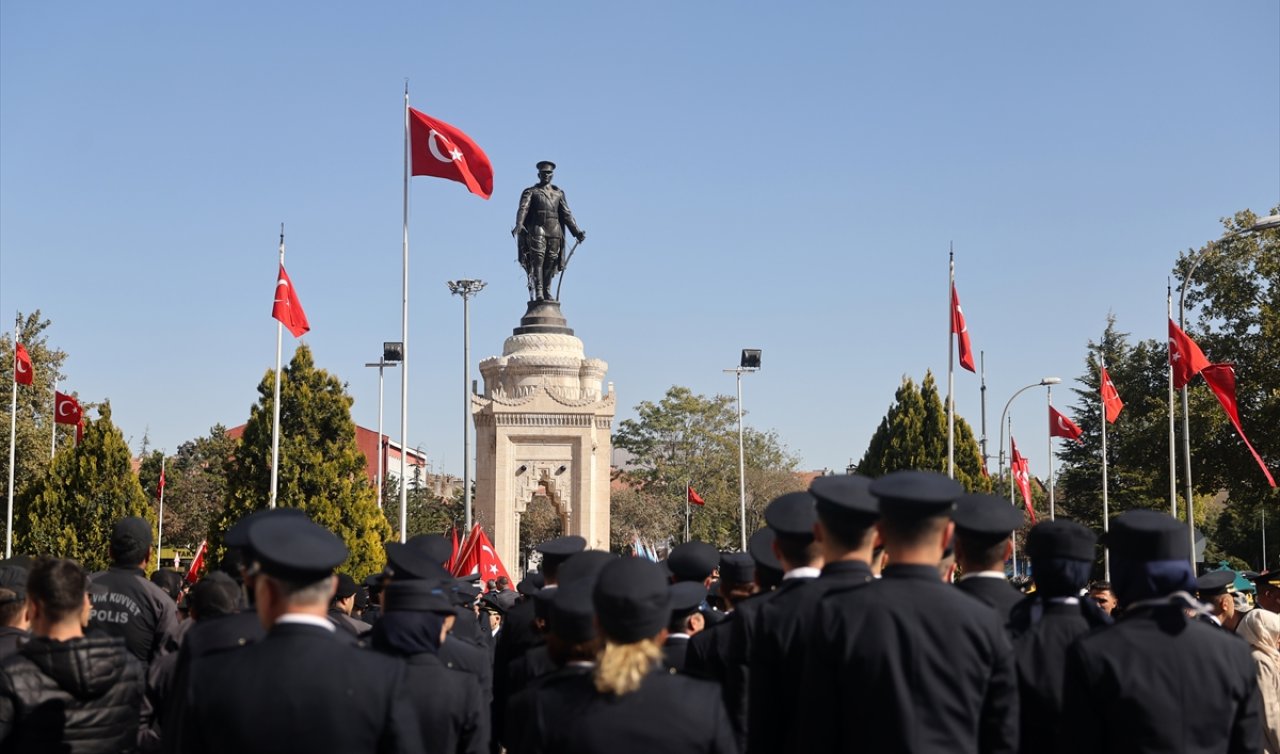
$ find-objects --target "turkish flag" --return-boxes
[688,486,705,506]
[1168,319,1210,390]
[157,468,166,499]
[1049,406,1083,443]
[271,264,310,338]
[409,108,494,200]
[451,524,480,578]
[185,540,207,583]
[1201,364,1276,487]
[950,284,976,373]
[446,527,460,573]
[1010,436,1036,524]
[55,391,82,426]
[452,525,511,587]
[14,343,33,386]
[1100,366,1124,424]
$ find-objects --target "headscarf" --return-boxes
[369,610,445,657]
[1240,609,1280,662]
[1111,557,1197,608]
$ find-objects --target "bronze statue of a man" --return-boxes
[512,161,586,301]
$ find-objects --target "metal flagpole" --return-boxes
[980,351,989,472]
[6,317,18,559]
[157,454,166,566]
[1007,418,1017,578]
[947,247,956,479]
[736,372,747,551]
[685,480,690,544]
[269,226,285,509]
[50,379,58,458]
[1179,290,1196,570]
[1167,282,1177,518]
[1047,384,1055,520]
[399,83,411,543]
[1100,350,1111,581]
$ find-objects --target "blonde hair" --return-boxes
[593,638,662,696]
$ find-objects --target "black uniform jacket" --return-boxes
[956,574,1024,621]
[181,621,423,754]
[685,590,775,749]
[398,650,487,754]
[1009,600,1095,754]
[1059,603,1261,754]
[797,563,1019,754]
[89,566,179,665]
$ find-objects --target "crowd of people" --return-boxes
[0,468,1273,753]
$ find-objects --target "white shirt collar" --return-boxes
[958,571,1008,582]
[668,633,690,641]
[783,566,822,581]
[276,613,336,632]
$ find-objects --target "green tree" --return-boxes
[856,371,991,492]
[16,402,150,570]
[137,425,236,558]
[0,311,72,545]
[387,471,465,541]
[220,344,390,578]
[613,385,801,549]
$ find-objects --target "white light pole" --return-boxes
[998,377,1060,576]
[366,345,400,510]
[447,279,486,531]
[725,349,761,551]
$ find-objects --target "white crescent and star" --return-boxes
[275,278,289,304]
[16,360,28,374]
[58,399,76,417]
[427,130,464,164]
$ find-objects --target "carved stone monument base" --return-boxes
[473,303,613,574]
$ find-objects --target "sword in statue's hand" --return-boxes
[554,236,584,301]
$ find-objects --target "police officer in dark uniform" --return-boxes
[88,517,178,665]
[952,493,1025,620]
[180,515,423,753]
[664,581,709,671]
[751,478,875,754]
[512,161,585,301]
[1007,520,1110,754]
[1060,510,1261,753]
[797,470,1018,753]
[1197,569,1243,631]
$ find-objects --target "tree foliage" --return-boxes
[137,425,236,556]
[856,371,991,492]
[16,402,151,570]
[220,344,390,578]
[612,385,801,549]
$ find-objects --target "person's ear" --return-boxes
[688,612,706,634]
[940,521,955,552]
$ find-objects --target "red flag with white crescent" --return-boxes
[271,264,311,338]
[1201,364,1276,487]
[950,284,976,373]
[409,108,494,200]
[1010,436,1036,524]
[14,343,33,386]
[1101,366,1124,424]
[688,485,705,506]
[1168,319,1210,390]
[1049,405,1084,443]
[185,540,207,583]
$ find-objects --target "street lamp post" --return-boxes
[998,377,1061,577]
[448,279,486,531]
[1176,214,1278,568]
[365,345,400,510]
[725,349,761,551]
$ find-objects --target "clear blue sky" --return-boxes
[2,3,1277,486]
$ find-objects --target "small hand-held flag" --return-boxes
[54,391,83,443]
[272,264,310,338]
[1100,366,1124,423]
[1201,364,1276,488]
[687,485,705,506]
[1168,319,1210,390]
[1049,406,1084,443]
[950,283,976,373]
[13,343,33,386]
[408,108,494,200]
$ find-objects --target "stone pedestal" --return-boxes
[473,301,614,574]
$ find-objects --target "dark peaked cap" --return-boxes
[869,470,963,517]
[667,541,719,582]
[669,581,708,616]
[1026,520,1097,562]
[764,491,819,537]
[810,475,879,519]
[536,536,587,565]
[248,516,347,582]
[334,573,359,600]
[952,494,1024,537]
[225,507,308,550]
[517,571,545,595]
[1197,570,1237,598]
[748,528,782,573]
[550,580,596,643]
[1103,510,1189,561]
[719,552,755,583]
[593,557,671,643]
[383,580,454,613]
[558,550,616,587]
[384,542,452,581]
[406,534,453,566]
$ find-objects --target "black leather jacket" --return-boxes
[0,634,145,753]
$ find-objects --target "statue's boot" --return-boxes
[531,261,545,300]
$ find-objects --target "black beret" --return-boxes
[1103,510,1189,562]
[593,557,671,643]
[333,573,359,600]
[558,551,617,587]
[535,536,587,565]
[384,542,452,582]
[719,552,755,584]
[406,534,453,567]
[869,471,962,518]
[1026,520,1097,562]
[764,492,819,538]
[111,516,152,555]
[952,494,1024,538]
[747,528,782,573]
[517,571,545,595]
[549,580,596,643]
[810,475,880,520]
[383,580,455,614]
[667,541,719,583]
[669,581,707,616]
[1196,570,1237,598]
[247,517,348,582]
[225,508,308,549]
